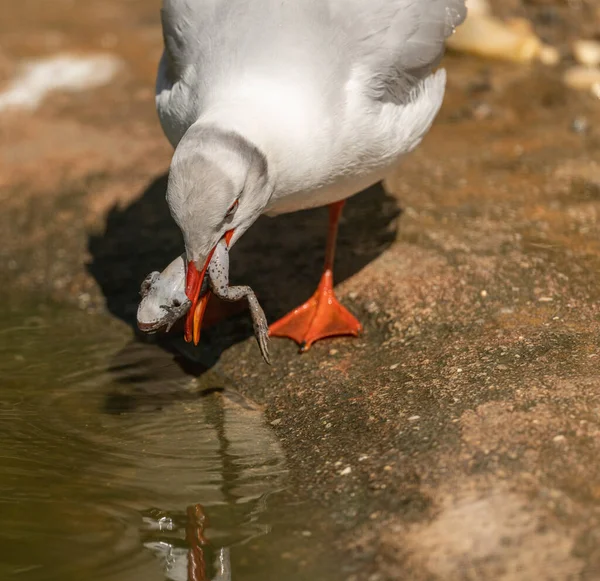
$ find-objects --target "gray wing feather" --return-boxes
[333,0,467,102]
[160,0,207,81]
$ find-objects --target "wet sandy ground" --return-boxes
[2,1,600,579]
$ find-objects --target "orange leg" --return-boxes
[269,200,362,352]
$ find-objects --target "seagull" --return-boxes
[151,0,467,355]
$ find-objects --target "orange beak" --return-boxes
[184,250,215,345]
[183,229,236,346]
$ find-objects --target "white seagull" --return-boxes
[140,0,467,359]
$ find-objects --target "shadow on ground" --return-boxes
[87,175,401,409]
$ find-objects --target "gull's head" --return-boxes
[166,124,271,344]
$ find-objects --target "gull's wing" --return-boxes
[332,0,467,102]
[160,0,207,82]
[159,0,467,107]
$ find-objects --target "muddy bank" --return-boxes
[2,1,600,579]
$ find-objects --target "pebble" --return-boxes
[78,292,91,308]
[408,415,420,422]
[572,116,589,134]
[563,66,600,97]
[340,466,352,476]
[447,9,558,66]
[573,39,600,68]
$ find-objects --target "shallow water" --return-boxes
[0,305,342,581]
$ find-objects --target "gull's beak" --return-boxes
[184,249,215,345]
[183,229,235,346]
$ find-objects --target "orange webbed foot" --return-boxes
[269,270,362,352]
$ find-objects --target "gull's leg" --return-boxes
[269,200,362,352]
[208,240,271,364]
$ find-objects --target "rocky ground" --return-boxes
[1,1,600,580]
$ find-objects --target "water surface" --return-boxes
[0,305,342,581]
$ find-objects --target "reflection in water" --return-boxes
[143,504,231,581]
[133,380,285,580]
[0,308,318,581]
[104,345,287,581]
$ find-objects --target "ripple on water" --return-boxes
[0,311,287,581]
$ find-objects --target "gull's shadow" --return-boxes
[87,173,400,399]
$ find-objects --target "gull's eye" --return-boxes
[226,199,239,218]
